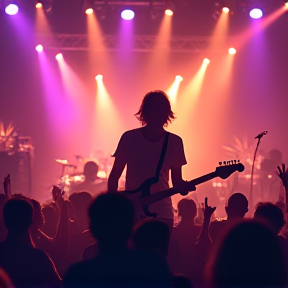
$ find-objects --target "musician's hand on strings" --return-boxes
[202,197,216,221]
[174,180,196,196]
[186,181,196,192]
[277,164,288,189]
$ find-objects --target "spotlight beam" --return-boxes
[235,6,287,49]
[94,77,124,154]
[166,75,183,106]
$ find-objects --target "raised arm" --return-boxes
[108,157,126,192]
[197,197,216,246]
[53,189,69,257]
[3,174,11,197]
[277,163,288,211]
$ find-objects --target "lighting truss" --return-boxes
[36,34,235,53]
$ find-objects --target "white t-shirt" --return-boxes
[113,128,187,219]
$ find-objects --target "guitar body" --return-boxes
[124,193,157,221]
[123,162,245,219]
[124,177,159,220]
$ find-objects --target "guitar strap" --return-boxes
[154,131,170,181]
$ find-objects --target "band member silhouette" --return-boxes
[108,90,195,231]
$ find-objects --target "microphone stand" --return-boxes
[249,136,263,213]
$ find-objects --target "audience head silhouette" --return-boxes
[177,198,197,222]
[1,198,61,288]
[225,193,248,219]
[207,220,287,288]
[135,90,175,127]
[3,197,33,233]
[254,202,285,235]
[83,161,99,182]
[64,193,171,288]
[133,219,170,257]
[69,191,93,229]
[89,193,134,249]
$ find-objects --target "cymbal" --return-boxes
[55,159,68,165]
[55,159,77,168]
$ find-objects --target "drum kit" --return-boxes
[55,151,114,192]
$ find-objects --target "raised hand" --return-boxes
[52,186,65,210]
[277,163,288,189]
[3,174,11,197]
[197,197,216,245]
[203,197,216,220]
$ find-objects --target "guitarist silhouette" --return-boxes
[108,90,195,232]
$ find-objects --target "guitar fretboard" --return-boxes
[142,171,217,206]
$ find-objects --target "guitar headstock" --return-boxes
[215,160,245,179]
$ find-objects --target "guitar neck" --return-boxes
[142,171,217,206]
[190,171,217,186]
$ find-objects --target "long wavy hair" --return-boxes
[135,90,175,126]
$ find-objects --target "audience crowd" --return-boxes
[0,163,287,288]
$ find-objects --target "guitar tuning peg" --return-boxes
[238,160,240,163]
[219,162,222,166]
[231,160,234,164]
[234,160,237,164]
[223,161,226,165]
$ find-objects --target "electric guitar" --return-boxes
[123,161,245,218]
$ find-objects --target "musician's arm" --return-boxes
[171,167,195,193]
[171,167,184,185]
[108,157,126,192]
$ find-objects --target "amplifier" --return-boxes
[0,151,32,196]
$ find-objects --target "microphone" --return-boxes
[255,131,268,139]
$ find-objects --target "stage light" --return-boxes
[121,9,135,20]
[228,47,236,54]
[55,53,63,60]
[175,75,183,82]
[203,58,210,65]
[85,8,93,14]
[165,9,173,16]
[95,74,103,81]
[222,7,229,13]
[5,3,19,15]
[249,8,263,19]
[83,0,97,16]
[165,0,175,16]
[35,2,42,8]
[35,0,52,12]
[285,2,288,9]
[35,44,43,52]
